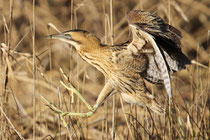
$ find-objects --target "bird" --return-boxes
[46,10,191,117]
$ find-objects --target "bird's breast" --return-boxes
[78,51,113,76]
[108,52,149,94]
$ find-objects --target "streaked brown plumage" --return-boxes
[47,10,191,115]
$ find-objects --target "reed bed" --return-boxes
[0,0,209,139]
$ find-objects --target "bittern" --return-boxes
[46,10,191,117]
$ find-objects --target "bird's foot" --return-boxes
[41,67,99,127]
[42,95,98,126]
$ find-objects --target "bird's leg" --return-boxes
[42,68,113,119]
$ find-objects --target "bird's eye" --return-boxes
[65,34,72,40]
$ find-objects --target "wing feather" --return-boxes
[126,10,191,68]
[128,24,173,97]
[125,10,192,98]
[125,10,191,98]
[125,10,176,97]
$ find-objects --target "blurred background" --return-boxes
[0,0,209,139]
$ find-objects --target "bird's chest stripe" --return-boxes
[90,61,107,75]
[79,53,107,75]
[79,52,94,62]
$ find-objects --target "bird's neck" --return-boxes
[78,44,112,76]
[79,43,108,56]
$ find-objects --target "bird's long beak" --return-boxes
[45,33,71,40]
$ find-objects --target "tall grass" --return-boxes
[0,0,209,139]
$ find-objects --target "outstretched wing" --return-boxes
[125,10,190,98]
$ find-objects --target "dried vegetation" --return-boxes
[0,0,209,139]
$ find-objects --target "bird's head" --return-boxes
[46,29,101,51]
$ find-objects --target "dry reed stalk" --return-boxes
[0,0,209,139]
